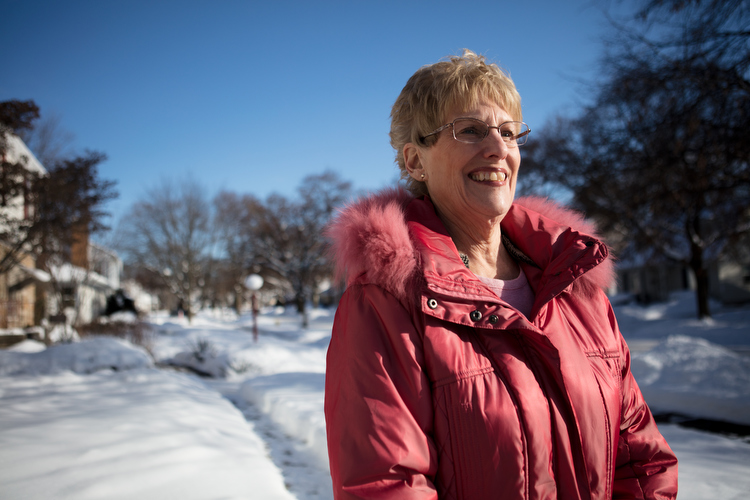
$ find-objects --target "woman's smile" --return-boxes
[468,169,509,183]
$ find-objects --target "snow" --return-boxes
[0,369,294,500]
[0,337,152,376]
[1,291,749,499]
[18,264,51,283]
[49,262,111,288]
[240,373,328,467]
[660,425,750,499]
[631,335,750,425]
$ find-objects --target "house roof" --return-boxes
[19,265,51,283]
[2,133,47,175]
[50,263,113,290]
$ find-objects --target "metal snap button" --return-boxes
[489,314,499,324]
[427,298,438,309]
[470,310,482,321]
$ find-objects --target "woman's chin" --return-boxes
[466,184,514,219]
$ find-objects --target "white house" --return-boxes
[0,133,49,329]
[46,241,123,326]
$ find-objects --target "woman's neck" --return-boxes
[437,209,519,280]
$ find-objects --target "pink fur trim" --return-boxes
[325,188,417,298]
[326,190,616,298]
[515,196,617,292]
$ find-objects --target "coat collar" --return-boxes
[326,188,615,307]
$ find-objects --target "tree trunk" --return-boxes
[233,290,243,314]
[690,244,711,319]
[296,291,308,328]
[183,291,193,324]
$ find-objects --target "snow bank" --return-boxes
[0,336,153,376]
[145,307,333,480]
[632,335,750,425]
[7,339,46,353]
[615,291,750,350]
[165,335,328,379]
[0,367,295,500]
[47,323,81,343]
[240,373,328,469]
[149,308,330,379]
[660,425,750,500]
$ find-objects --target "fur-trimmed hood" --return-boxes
[326,187,615,303]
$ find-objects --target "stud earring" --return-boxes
[420,173,425,180]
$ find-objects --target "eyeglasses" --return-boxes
[420,118,531,147]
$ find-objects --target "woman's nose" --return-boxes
[483,128,510,158]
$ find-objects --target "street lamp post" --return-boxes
[244,274,263,342]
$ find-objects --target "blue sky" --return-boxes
[1,0,615,228]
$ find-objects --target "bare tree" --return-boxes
[17,112,76,168]
[293,171,353,311]
[523,0,750,318]
[114,178,214,321]
[214,171,352,327]
[212,190,265,311]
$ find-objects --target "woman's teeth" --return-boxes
[470,171,507,182]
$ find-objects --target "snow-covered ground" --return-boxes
[1,291,749,499]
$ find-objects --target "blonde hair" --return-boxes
[389,49,522,196]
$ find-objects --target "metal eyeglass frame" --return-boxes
[420,118,531,146]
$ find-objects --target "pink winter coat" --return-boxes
[325,188,678,500]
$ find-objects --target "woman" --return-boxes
[325,50,677,499]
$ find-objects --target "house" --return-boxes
[1,132,124,333]
[0,133,49,329]
[616,258,750,305]
[46,234,123,326]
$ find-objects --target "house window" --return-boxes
[61,286,76,309]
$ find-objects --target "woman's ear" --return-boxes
[403,143,424,181]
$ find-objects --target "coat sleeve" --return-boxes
[325,283,438,500]
[611,303,679,499]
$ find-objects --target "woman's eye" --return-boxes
[457,126,481,135]
[500,126,518,138]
